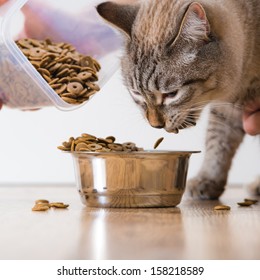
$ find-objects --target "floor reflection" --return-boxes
[78,207,183,260]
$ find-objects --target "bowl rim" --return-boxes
[65,150,201,156]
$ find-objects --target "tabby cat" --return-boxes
[97,0,260,199]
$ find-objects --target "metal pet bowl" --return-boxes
[71,150,199,208]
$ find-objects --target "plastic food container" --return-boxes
[0,0,122,110]
[71,150,200,208]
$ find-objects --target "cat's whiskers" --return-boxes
[181,120,194,129]
[170,101,243,134]
[173,108,243,136]
[184,102,242,112]
[177,101,243,120]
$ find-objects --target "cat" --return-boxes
[97,0,260,199]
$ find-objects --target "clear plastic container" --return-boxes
[0,0,122,110]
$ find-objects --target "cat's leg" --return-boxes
[246,176,260,195]
[187,105,245,199]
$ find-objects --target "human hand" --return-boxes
[242,97,260,136]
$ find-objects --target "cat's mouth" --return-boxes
[165,127,180,134]
[165,115,197,134]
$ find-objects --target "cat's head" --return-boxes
[97,1,223,133]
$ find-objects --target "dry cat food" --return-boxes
[237,202,253,207]
[58,134,166,152]
[213,205,231,211]
[58,133,144,152]
[32,199,69,211]
[154,137,164,149]
[16,38,101,105]
[237,198,258,207]
[244,198,258,204]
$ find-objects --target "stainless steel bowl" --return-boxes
[71,150,199,208]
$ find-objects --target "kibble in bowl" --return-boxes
[59,133,200,208]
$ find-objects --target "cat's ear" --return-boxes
[176,2,210,43]
[96,2,139,38]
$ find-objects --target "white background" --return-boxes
[0,0,259,186]
[0,69,259,185]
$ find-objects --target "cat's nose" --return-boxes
[147,108,165,129]
[151,124,165,129]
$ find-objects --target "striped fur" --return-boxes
[97,0,260,199]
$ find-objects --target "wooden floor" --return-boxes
[0,184,259,260]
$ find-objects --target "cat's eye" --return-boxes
[163,90,178,98]
[131,90,141,96]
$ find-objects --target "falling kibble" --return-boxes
[153,137,164,149]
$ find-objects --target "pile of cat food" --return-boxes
[58,133,144,152]
[16,38,101,105]
[58,133,164,152]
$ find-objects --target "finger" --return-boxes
[243,111,260,136]
[244,98,260,117]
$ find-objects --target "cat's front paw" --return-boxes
[246,176,260,196]
[186,176,226,200]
